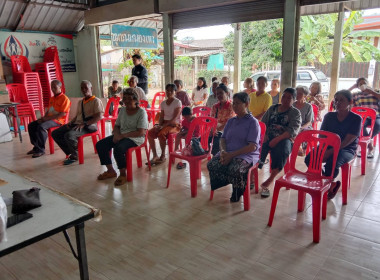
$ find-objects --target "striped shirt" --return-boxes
[353,91,379,115]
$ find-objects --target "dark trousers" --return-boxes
[209,132,222,156]
[363,115,380,139]
[305,149,355,179]
[28,120,60,153]
[260,139,293,171]
[96,136,137,169]
[52,124,97,157]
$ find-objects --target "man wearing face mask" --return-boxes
[350,77,380,158]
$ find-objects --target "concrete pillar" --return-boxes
[163,13,174,86]
[280,0,300,93]
[329,3,345,104]
[233,23,242,93]
[74,26,102,97]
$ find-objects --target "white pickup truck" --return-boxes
[232,67,330,100]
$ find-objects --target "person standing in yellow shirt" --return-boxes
[248,76,272,120]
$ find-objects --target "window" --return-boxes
[315,70,327,81]
[251,73,264,82]
[297,72,312,80]
[267,72,280,80]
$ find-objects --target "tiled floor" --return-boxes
[0,130,380,280]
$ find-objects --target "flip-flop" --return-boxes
[145,158,160,166]
[367,151,374,159]
[63,158,77,165]
[155,157,166,164]
[327,181,341,200]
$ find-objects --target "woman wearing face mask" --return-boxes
[349,77,380,158]
[258,88,302,198]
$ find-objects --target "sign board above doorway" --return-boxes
[111,25,158,50]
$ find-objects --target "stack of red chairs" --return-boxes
[6,84,37,135]
[35,62,57,109]
[100,97,121,139]
[35,46,65,109]
[11,55,32,76]
[43,46,65,93]
[13,72,44,116]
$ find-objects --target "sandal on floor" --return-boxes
[367,151,374,159]
[260,187,270,198]
[97,171,117,180]
[114,176,127,186]
[145,157,160,166]
[176,162,187,169]
[327,181,341,200]
[155,157,166,164]
[63,158,77,165]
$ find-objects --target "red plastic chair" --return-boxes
[341,156,355,205]
[78,122,102,164]
[11,55,32,74]
[311,104,319,130]
[209,121,266,211]
[374,134,380,153]
[139,100,152,123]
[193,106,211,117]
[125,134,149,182]
[146,92,166,124]
[100,97,121,139]
[6,84,37,135]
[329,100,335,112]
[167,117,218,197]
[268,130,341,243]
[47,109,71,154]
[351,107,377,175]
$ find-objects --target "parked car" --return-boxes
[230,67,330,100]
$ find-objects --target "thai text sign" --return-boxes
[111,25,158,49]
[0,31,76,72]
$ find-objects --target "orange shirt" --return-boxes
[46,93,71,125]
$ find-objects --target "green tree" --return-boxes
[174,56,193,68]
[224,12,380,76]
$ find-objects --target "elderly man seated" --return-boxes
[128,75,147,102]
[27,80,71,158]
[52,80,104,165]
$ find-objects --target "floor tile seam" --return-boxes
[343,231,380,246]
[253,261,305,280]
[321,255,380,275]
[255,254,317,280]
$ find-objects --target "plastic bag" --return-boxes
[0,194,7,242]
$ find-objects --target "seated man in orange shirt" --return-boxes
[27,80,71,158]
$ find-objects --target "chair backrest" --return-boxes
[289,130,341,178]
[139,100,149,109]
[351,107,377,138]
[151,92,166,109]
[185,116,218,151]
[6,83,29,103]
[11,55,32,74]
[104,96,121,118]
[329,100,335,112]
[258,121,266,153]
[193,106,211,117]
